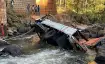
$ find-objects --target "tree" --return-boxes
[56,0,105,23]
[56,0,105,14]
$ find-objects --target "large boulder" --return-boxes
[17,27,31,33]
[81,25,105,38]
[95,56,105,64]
[0,45,22,56]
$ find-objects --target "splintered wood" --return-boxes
[0,0,7,25]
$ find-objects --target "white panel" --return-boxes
[41,19,77,36]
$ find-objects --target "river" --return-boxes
[0,35,88,64]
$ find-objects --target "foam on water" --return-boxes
[0,49,84,64]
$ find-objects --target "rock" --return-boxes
[82,33,90,38]
[0,39,10,46]
[95,39,105,64]
[96,38,105,56]
[95,56,105,64]
[90,33,98,38]
[17,27,31,33]
[13,30,19,36]
[8,28,14,36]
[0,45,22,56]
[81,24,105,38]
[8,27,19,36]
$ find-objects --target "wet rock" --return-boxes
[8,27,19,36]
[17,27,31,33]
[95,39,105,64]
[95,56,105,64]
[0,39,10,46]
[96,38,105,56]
[0,45,22,56]
[8,28,14,36]
[98,30,105,37]
[13,30,19,36]
[96,44,105,56]
[81,24,105,38]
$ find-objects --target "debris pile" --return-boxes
[82,24,105,38]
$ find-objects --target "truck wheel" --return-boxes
[44,30,56,39]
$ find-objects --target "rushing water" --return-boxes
[0,49,87,64]
[0,35,88,64]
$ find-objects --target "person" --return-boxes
[10,0,14,9]
[34,5,37,15]
[0,23,5,37]
[26,4,30,15]
[37,5,40,15]
[31,5,35,14]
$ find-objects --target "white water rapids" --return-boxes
[0,48,86,64]
[0,34,87,64]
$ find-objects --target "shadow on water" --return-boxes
[0,35,88,64]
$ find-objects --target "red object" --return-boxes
[1,23,5,36]
[79,38,100,46]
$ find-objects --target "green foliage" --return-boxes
[65,0,105,14]
[56,0,105,23]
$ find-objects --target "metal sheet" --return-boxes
[41,19,77,36]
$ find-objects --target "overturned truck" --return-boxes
[31,18,105,52]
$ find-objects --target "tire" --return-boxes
[44,30,56,39]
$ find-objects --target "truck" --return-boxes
[31,15,105,53]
